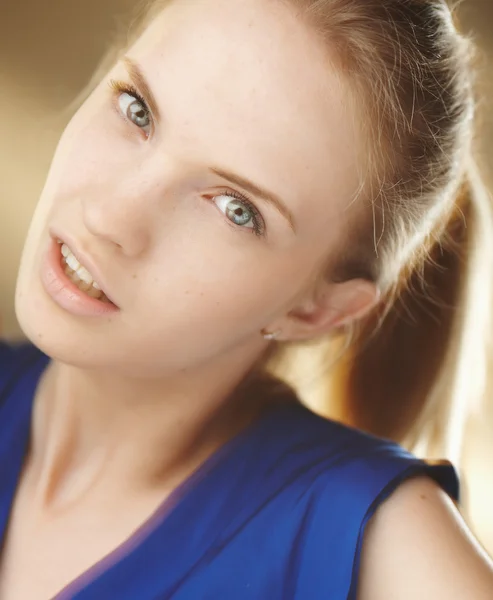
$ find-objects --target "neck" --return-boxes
[27,344,271,510]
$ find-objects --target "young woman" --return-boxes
[1,0,493,597]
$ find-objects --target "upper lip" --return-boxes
[49,227,119,307]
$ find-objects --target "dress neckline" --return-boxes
[0,345,301,599]
[56,402,284,598]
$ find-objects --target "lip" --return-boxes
[40,232,120,317]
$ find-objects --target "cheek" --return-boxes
[47,81,130,200]
[51,116,116,194]
[18,118,102,258]
[135,238,311,340]
[16,101,122,304]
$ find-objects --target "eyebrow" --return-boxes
[122,57,295,233]
[210,168,296,232]
[122,56,161,123]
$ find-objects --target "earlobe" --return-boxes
[260,328,282,341]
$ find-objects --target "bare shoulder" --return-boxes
[357,475,493,600]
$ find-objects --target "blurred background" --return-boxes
[1,0,492,553]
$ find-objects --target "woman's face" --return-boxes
[16,0,363,377]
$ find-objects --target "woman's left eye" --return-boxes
[109,80,152,136]
[213,193,265,237]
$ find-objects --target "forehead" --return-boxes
[127,0,362,234]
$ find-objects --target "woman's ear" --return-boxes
[268,278,380,342]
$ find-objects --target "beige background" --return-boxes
[1,0,493,551]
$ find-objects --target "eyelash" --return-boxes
[108,79,265,237]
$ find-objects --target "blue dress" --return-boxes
[0,341,458,599]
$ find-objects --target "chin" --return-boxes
[15,271,111,372]
[14,228,114,369]
[16,282,85,367]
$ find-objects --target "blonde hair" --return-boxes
[69,0,493,462]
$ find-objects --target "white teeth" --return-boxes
[60,242,104,296]
[66,253,80,271]
[76,265,93,285]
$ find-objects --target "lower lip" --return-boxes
[40,239,120,317]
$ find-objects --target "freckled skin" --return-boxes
[0,4,377,598]
[15,0,364,380]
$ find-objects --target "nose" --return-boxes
[81,175,153,258]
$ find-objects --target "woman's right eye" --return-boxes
[117,92,152,136]
[109,80,153,137]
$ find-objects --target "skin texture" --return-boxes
[2,0,492,598]
[358,476,493,599]
[16,0,371,378]
[3,2,377,597]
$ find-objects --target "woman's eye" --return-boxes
[117,92,152,135]
[214,194,264,236]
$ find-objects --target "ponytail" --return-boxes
[331,160,493,462]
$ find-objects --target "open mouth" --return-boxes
[57,240,112,303]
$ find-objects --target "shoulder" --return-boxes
[0,339,28,383]
[271,405,459,505]
[0,338,44,371]
[261,405,463,597]
[357,475,493,600]
[0,338,48,407]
